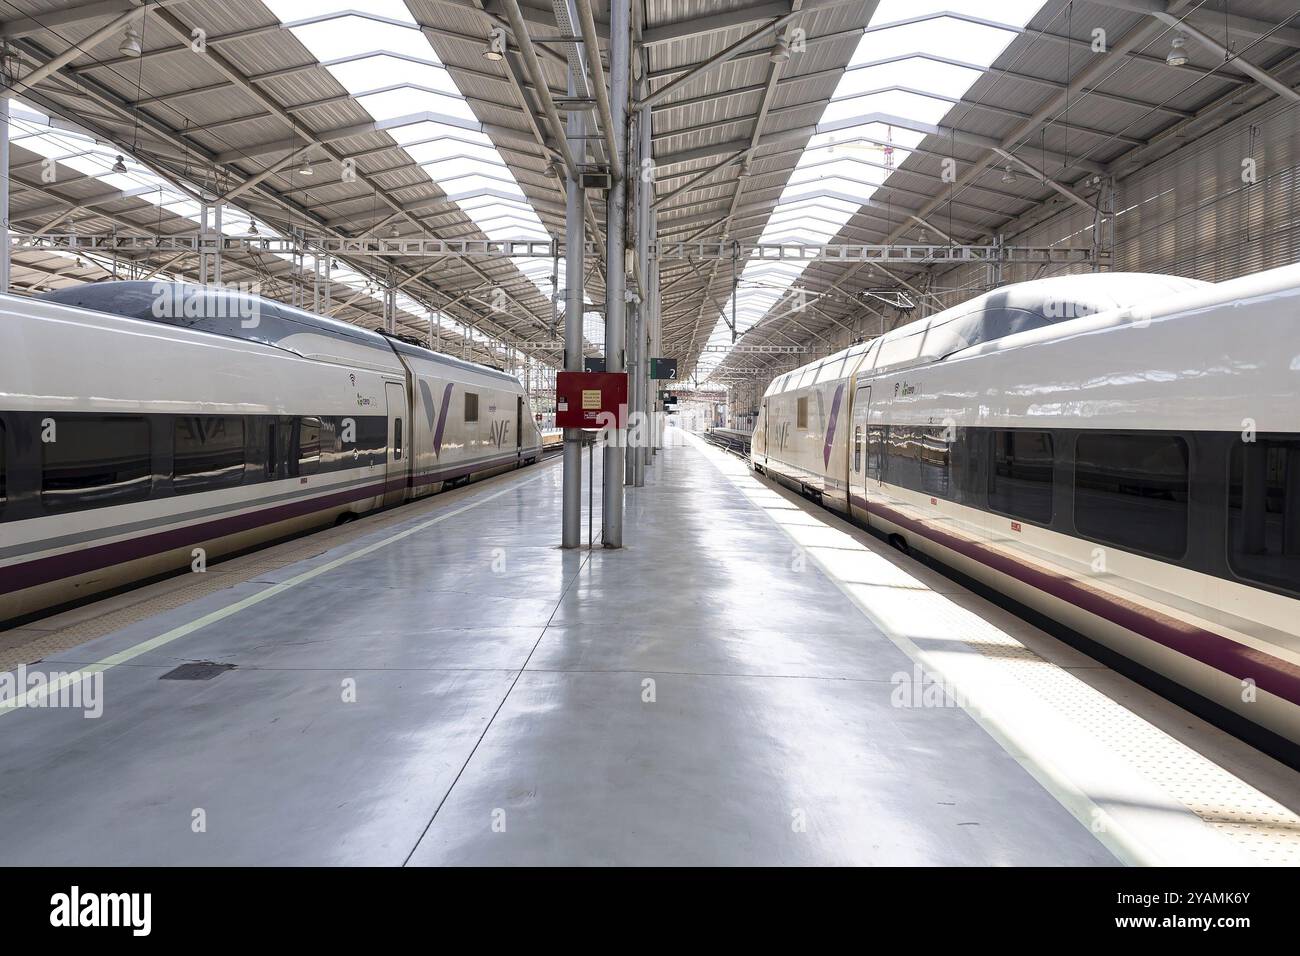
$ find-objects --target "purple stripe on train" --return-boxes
[823,384,845,468]
[433,382,454,454]
[854,494,1300,709]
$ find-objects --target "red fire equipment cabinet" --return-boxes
[555,371,629,429]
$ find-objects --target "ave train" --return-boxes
[752,263,1300,751]
[0,282,543,625]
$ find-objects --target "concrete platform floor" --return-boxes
[1,430,1298,865]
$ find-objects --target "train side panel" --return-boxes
[844,266,1300,744]
[0,299,404,621]
[755,371,858,512]
[0,291,544,625]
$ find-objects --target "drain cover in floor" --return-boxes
[160,662,237,680]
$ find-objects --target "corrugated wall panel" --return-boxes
[904,94,1300,327]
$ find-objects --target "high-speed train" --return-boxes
[0,281,543,625]
[753,263,1300,750]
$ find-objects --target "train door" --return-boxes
[516,396,523,463]
[848,383,871,522]
[384,381,407,506]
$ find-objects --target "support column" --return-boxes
[561,59,587,549]
[649,210,662,455]
[602,0,630,547]
[312,246,321,313]
[632,75,652,486]
[625,298,637,486]
[323,253,332,313]
[212,203,223,285]
[0,93,9,295]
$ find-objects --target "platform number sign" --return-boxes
[650,357,678,380]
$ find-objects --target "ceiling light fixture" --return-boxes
[1166,34,1189,68]
[388,225,400,238]
[543,161,559,179]
[111,154,128,173]
[247,221,258,236]
[298,157,313,177]
[119,25,142,58]
[1001,163,1017,184]
[484,27,507,61]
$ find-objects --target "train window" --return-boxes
[465,392,479,424]
[296,417,322,476]
[1074,433,1189,559]
[854,426,862,473]
[393,418,402,461]
[266,423,278,479]
[173,416,245,492]
[884,426,921,492]
[349,416,388,467]
[796,397,808,429]
[317,417,341,471]
[1227,437,1300,594]
[42,414,152,509]
[989,431,1054,524]
[866,424,886,482]
[919,427,951,498]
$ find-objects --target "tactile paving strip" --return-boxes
[701,436,1300,866]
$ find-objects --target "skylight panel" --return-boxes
[695,2,1049,382]
[872,0,1043,28]
[356,87,476,123]
[822,89,954,126]
[788,158,889,187]
[387,121,487,146]
[455,194,530,214]
[260,4,563,355]
[288,18,431,61]
[326,56,456,96]
[403,138,502,167]
[422,155,505,182]
[264,0,415,24]
[441,173,525,199]
[814,123,926,152]
[853,19,1019,67]
[838,58,983,98]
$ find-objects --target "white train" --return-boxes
[0,282,542,624]
[753,264,1300,751]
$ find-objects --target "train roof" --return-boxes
[383,334,522,386]
[37,281,521,386]
[764,271,1212,395]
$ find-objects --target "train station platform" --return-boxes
[2,430,1299,866]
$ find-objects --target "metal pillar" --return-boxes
[0,94,9,295]
[624,297,638,486]
[632,77,652,486]
[561,60,587,549]
[312,246,321,313]
[649,209,662,456]
[212,204,223,285]
[602,0,629,546]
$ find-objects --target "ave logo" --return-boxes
[490,420,511,448]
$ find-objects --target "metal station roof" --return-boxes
[2,0,1298,384]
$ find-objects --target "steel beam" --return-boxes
[573,0,622,180]
[638,11,798,110]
